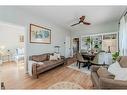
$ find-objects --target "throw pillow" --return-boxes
[114,68,127,81]
[49,55,58,60]
[54,53,61,60]
[108,61,127,81]
[97,66,115,79]
[108,61,121,75]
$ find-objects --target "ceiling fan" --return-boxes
[71,16,91,26]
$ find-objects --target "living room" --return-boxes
[0,4,127,92]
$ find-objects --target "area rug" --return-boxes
[67,62,91,75]
[48,81,83,89]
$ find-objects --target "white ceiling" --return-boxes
[18,6,127,31]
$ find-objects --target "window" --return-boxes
[81,33,118,53]
[102,34,117,53]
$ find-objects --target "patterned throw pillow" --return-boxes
[49,55,58,60]
[54,53,61,60]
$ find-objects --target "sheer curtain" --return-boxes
[119,15,127,56]
[124,15,127,55]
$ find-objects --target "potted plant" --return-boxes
[94,44,99,52]
[112,51,119,61]
[86,37,91,44]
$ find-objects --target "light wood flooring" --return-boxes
[1,58,93,89]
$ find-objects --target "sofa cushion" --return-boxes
[119,56,127,68]
[37,59,64,71]
[108,60,127,81]
[32,54,48,62]
[43,60,63,65]
[97,67,115,79]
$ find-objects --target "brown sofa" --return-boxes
[29,53,66,78]
[91,56,127,89]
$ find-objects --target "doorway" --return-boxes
[0,22,26,89]
[73,38,79,55]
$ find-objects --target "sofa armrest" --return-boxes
[61,56,66,64]
[91,65,100,72]
[32,63,39,79]
[99,77,127,89]
[61,56,65,60]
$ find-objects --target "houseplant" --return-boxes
[112,51,119,61]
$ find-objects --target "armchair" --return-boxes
[91,56,127,89]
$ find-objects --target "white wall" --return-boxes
[0,22,24,54]
[65,31,71,58]
[0,6,70,58]
[71,21,118,38]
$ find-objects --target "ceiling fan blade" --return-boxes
[83,21,91,25]
[71,16,91,27]
[71,22,80,26]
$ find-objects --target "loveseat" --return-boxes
[29,53,66,78]
[91,56,127,89]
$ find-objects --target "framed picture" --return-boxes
[30,24,51,44]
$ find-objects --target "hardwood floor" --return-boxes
[1,59,93,89]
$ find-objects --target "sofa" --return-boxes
[29,53,66,78]
[91,56,127,89]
